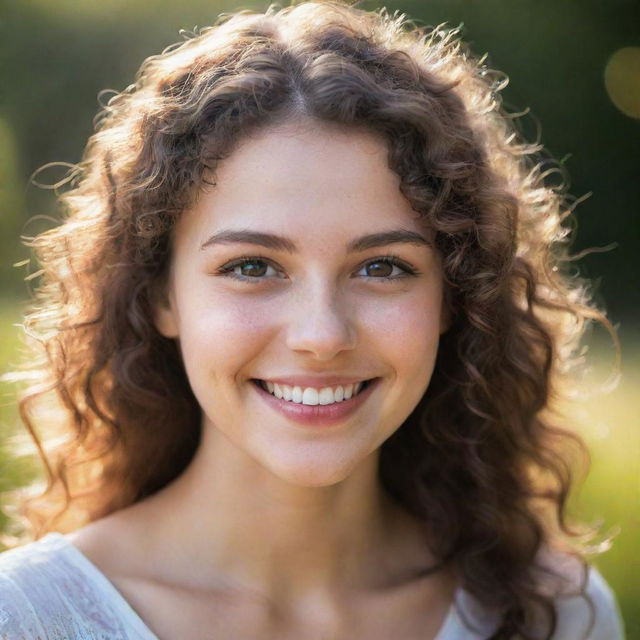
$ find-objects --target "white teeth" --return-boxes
[302,388,319,405]
[260,380,369,405]
[318,387,334,405]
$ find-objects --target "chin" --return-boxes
[264,455,363,488]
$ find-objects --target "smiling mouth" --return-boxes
[251,379,375,406]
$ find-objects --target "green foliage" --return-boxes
[565,345,640,638]
[0,300,39,539]
[0,118,26,291]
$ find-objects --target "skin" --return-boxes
[70,119,456,639]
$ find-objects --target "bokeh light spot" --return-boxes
[604,47,640,119]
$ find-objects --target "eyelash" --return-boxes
[215,255,420,284]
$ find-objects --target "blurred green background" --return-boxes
[1,0,638,636]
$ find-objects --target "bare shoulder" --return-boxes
[66,506,152,582]
[67,509,172,635]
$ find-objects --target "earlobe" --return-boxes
[154,303,179,338]
[152,284,179,338]
[439,301,452,336]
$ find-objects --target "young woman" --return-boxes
[0,2,625,638]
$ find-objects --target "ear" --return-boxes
[151,281,179,338]
[439,294,453,336]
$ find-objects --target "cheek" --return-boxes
[356,288,443,432]
[358,289,442,370]
[175,291,276,387]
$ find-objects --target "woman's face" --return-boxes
[155,120,448,487]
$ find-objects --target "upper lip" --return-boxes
[254,375,375,388]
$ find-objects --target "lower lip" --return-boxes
[252,379,379,427]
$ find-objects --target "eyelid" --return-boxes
[215,255,286,281]
[214,254,420,283]
[355,255,419,278]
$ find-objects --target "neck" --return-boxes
[132,423,436,602]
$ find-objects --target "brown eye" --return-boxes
[365,260,394,277]
[237,260,268,277]
[217,257,285,282]
[357,257,416,281]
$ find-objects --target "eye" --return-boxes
[215,255,419,284]
[217,257,285,282]
[356,256,418,281]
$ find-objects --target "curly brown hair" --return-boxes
[7,2,618,638]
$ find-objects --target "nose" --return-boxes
[285,284,357,361]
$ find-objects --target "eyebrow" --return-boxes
[199,228,431,253]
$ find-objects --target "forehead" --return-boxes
[174,120,427,252]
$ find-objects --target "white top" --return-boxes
[0,533,625,639]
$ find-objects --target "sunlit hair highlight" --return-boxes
[7,3,618,638]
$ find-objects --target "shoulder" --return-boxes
[448,553,625,640]
[0,533,140,639]
[552,565,625,640]
[0,534,74,610]
[0,534,83,637]
[534,549,625,639]
[0,536,56,638]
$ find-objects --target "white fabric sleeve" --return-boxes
[0,533,158,639]
[553,566,626,639]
